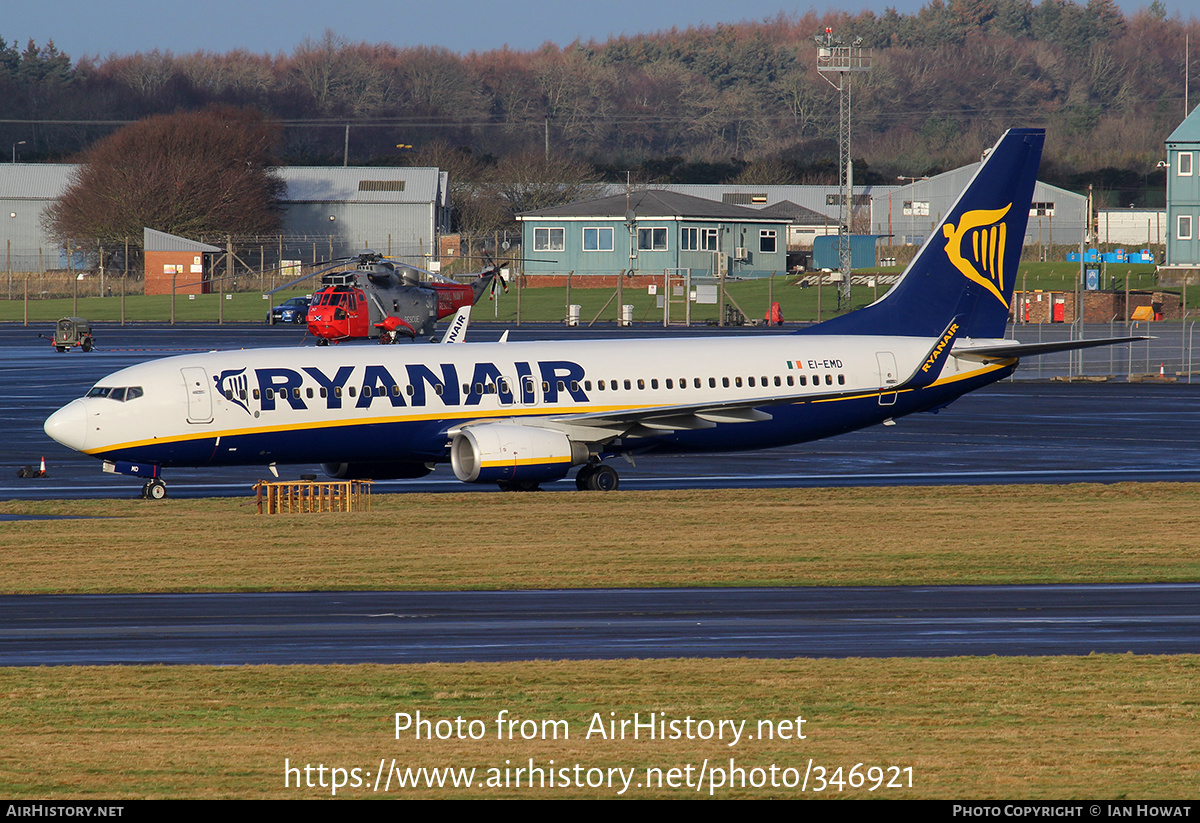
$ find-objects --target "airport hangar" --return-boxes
[0,164,452,275]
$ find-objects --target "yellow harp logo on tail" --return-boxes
[942,204,1012,308]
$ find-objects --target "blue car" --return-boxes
[268,297,310,325]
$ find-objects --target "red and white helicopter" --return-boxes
[269,251,505,345]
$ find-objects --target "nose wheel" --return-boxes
[141,479,167,500]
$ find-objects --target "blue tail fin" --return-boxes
[799,128,1045,339]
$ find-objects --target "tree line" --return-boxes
[3,0,1196,215]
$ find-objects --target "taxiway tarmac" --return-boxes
[4,322,1200,498]
[1,584,1197,665]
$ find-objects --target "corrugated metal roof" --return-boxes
[0,164,445,205]
[143,228,222,253]
[278,166,443,204]
[519,189,782,220]
[0,163,76,199]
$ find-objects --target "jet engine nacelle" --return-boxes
[321,461,433,480]
[450,424,589,484]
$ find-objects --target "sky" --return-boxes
[2,0,1178,61]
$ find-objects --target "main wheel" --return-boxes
[586,465,619,492]
[144,479,167,500]
[575,464,595,490]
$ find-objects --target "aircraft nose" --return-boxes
[44,399,88,451]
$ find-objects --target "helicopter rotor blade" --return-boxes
[264,257,356,296]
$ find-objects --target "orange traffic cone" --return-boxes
[1160,363,1165,376]
[38,456,47,477]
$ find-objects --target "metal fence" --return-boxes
[1007,322,1200,383]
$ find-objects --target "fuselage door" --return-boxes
[182,367,214,423]
[876,352,898,406]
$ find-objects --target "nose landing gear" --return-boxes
[141,478,167,500]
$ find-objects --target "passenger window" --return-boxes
[623,379,631,390]
[679,378,686,388]
[435,384,444,396]
[651,379,659,389]
[694,378,701,388]
[749,377,756,387]
[306,388,314,399]
[722,377,729,388]
[708,377,716,388]
[320,388,327,398]
[348,387,357,397]
[584,380,592,391]
[666,379,674,389]
[293,388,302,399]
[597,381,605,391]
[774,376,780,387]
[735,377,742,387]
[559,380,567,392]
[825,375,833,385]
[475,383,485,394]
[335,387,342,398]
[610,380,617,390]
[637,379,645,390]
[838,374,846,385]
[787,376,794,387]
[225,390,233,400]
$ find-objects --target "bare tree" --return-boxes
[44,106,285,243]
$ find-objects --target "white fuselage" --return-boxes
[44,333,1013,479]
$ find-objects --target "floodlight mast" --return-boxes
[816,29,871,311]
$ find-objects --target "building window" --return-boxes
[1179,215,1193,240]
[1179,153,1194,177]
[701,228,718,251]
[582,227,613,251]
[760,230,777,254]
[534,227,564,251]
[1030,202,1056,216]
[681,228,698,251]
[637,227,667,251]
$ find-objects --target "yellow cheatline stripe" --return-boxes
[81,403,658,456]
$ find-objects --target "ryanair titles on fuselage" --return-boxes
[218,359,589,414]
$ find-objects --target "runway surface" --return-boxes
[4,321,1200,499]
[2,584,1197,665]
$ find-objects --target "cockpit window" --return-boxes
[86,386,142,402]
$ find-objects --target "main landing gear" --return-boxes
[575,463,619,492]
[141,478,167,499]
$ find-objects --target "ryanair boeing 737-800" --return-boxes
[43,128,1138,497]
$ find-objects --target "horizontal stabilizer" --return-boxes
[953,336,1148,362]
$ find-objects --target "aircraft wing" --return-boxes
[952,336,1148,363]
[481,319,968,443]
